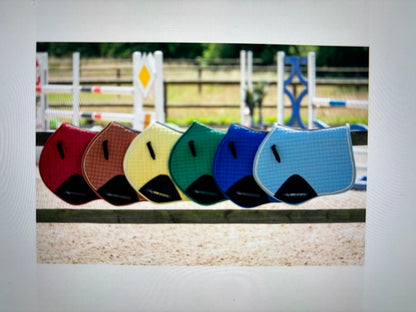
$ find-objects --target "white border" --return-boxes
[2,0,416,311]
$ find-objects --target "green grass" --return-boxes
[167,111,368,128]
[167,115,237,126]
[48,93,135,104]
[44,59,368,128]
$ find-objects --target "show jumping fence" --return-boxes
[36,51,165,131]
[307,52,369,130]
[43,57,368,117]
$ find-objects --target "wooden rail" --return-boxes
[45,63,368,120]
[36,130,366,224]
[48,77,368,86]
[36,208,365,224]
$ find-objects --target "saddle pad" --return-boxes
[253,124,356,204]
[213,123,277,208]
[123,122,188,203]
[81,122,145,206]
[168,121,226,205]
[39,123,99,205]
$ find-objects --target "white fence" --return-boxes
[36,51,165,131]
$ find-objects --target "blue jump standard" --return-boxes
[283,56,308,129]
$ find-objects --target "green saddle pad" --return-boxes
[168,121,226,205]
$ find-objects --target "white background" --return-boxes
[1,0,415,311]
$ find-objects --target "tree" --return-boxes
[36,43,369,67]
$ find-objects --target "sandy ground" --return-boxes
[36,146,367,266]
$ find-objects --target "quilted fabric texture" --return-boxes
[168,121,226,205]
[81,122,145,205]
[213,123,277,208]
[253,124,356,204]
[39,123,99,205]
[123,122,187,203]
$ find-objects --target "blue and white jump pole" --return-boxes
[307,51,368,130]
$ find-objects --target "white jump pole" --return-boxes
[45,110,138,122]
[240,50,246,124]
[39,84,135,95]
[36,52,48,130]
[80,86,134,95]
[154,51,165,123]
[132,51,143,130]
[311,98,369,108]
[72,52,80,127]
[277,51,285,125]
[247,51,253,91]
[307,51,316,129]
[307,51,368,129]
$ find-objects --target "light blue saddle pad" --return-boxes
[213,123,277,208]
[253,124,356,204]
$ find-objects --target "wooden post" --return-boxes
[198,64,202,94]
[116,67,121,85]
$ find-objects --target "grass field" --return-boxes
[44,58,368,128]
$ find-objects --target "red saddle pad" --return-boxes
[39,123,99,205]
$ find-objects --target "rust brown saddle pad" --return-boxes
[82,122,145,205]
[39,123,99,205]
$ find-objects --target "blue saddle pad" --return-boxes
[213,123,277,208]
[253,124,356,204]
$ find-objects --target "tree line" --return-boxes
[36,42,368,67]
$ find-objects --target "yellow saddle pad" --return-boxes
[123,122,188,203]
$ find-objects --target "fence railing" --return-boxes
[36,130,366,224]
[44,59,368,118]
[46,77,368,113]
